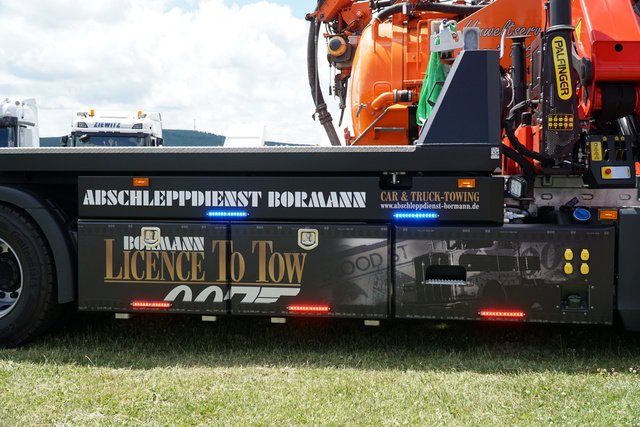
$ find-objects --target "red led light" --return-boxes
[131,301,172,309]
[479,310,525,318]
[287,305,331,313]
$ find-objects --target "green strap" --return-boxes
[416,50,446,126]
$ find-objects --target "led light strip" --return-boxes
[479,310,525,318]
[131,301,172,309]
[287,305,331,313]
[393,212,439,219]
[206,211,249,218]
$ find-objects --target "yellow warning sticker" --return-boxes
[591,140,603,161]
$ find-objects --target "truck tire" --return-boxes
[0,205,61,348]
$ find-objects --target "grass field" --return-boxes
[2,313,640,426]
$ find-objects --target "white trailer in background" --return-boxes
[0,98,39,147]
[63,110,163,147]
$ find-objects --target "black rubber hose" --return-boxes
[415,2,485,15]
[370,0,401,9]
[306,0,324,105]
[504,118,555,166]
[501,144,536,199]
[306,18,320,104]
[373,2,484,22]
[306,15,342,146]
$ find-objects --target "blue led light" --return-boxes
[393,212,439,220]
[205,211,249,218]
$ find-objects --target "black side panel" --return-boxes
[394,224,615,325]
[78,221,389,319]
[617,209,640,331]
[78,175,504,224]
[228,224,389,318]
[417,50,502,159]
[78,221,230,313]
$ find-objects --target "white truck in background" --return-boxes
[62,110,163,147]
[0,98,39,147]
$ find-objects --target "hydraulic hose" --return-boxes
[373,2,485,23]
[307,6,342,146]
[504,119,555,166]
[370,1,401,10]
[504,100,557,165]
[501,143,536,199]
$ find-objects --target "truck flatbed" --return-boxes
[0,144,498,173]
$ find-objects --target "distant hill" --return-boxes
[40,129,300,147]
[163,129,226,146]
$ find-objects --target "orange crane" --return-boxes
[306,0,640,161]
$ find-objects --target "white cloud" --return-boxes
[0,0,347,145]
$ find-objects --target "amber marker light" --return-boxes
[598,209,618,221]
[458,179,476,188]
[133,177,150,187]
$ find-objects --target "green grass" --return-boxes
[2,314,640,426]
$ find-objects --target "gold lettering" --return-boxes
[211,240,229,282]
[123,251,131,280]
[145,251,160,281]
[161,251,175,281]
[104,239,123,280]
[131,251,145,280]
[191,252,205,281]
[230,251,245,282]
[269,252,285,283]
[380,191,398,202]
[285,253,307,283]
[410,191,442,202]
[252,240,273,282]
[176,252,191,281]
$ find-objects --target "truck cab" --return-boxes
[63,110,163,147]
[0,98,40,147]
